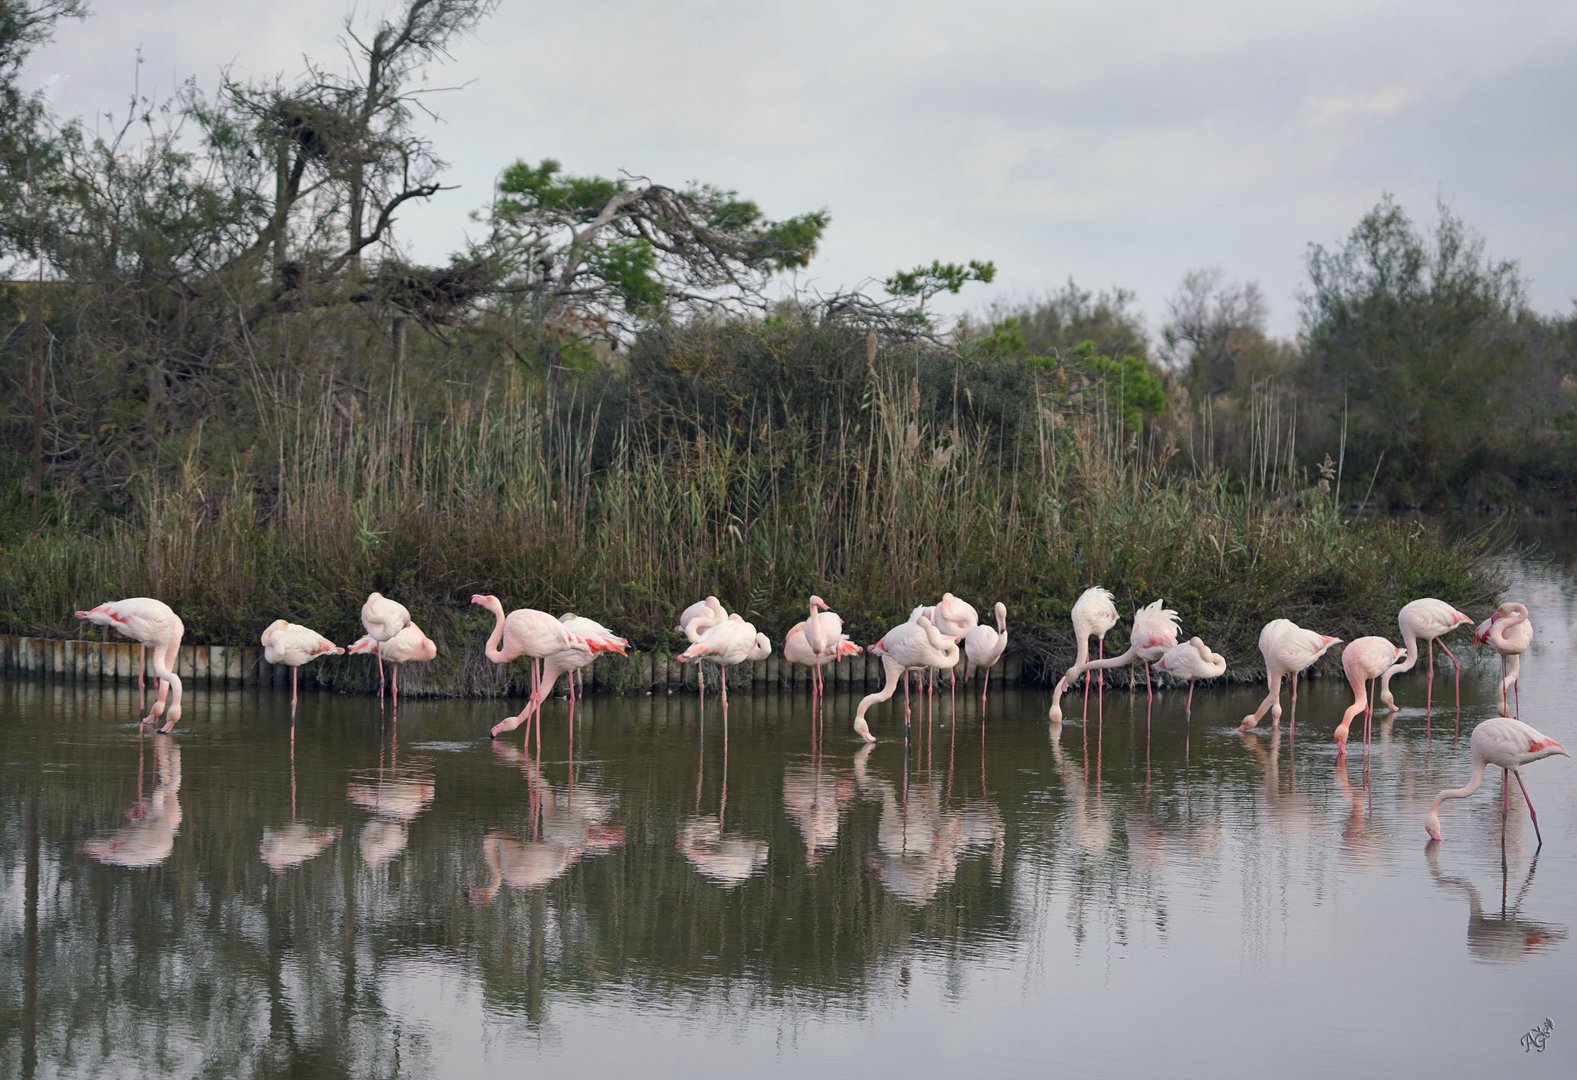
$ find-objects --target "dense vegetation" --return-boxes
[0,0,1532,692]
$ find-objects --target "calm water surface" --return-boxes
[4,546,1577,1077]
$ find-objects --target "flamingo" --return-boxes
[675,595,729,693]
[1153,636,1227,714]
[260,620,344,706]
[1378,598,1473,726]
[78,736,182,869]
[471,594,583,707]
[347,622,436,704]
[559,612,629,701]
[1333,636,1406,755]
[355,592,410,696]
[1238,619,1341,732]
[963,602,1008,705]
[488,639,597,743]
[926,592,979,641]
[1476,601,1532,717]
[783,595,862,700]
[1425,716,1568,844]
[1061,586,1120,724]
[677,614,771,740]
[1048,599,1179,725]
[75,598,185,732]
[853,611,958,743]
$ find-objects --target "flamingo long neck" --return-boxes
[808,598,827,655]
[1430,757,1488,818]
[856,656,904,722]
[1492,608,1528,651]
[483,601,508,662]
[1068,641,1139,680]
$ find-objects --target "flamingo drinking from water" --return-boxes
[75,598,186,732]
[1333,636,1406,755]
[1425,716,1567,844]
[854,611,958,744]
[1239,619,1341,732]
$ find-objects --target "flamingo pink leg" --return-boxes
[1434,638,1463,734]
[1513,770,1543,845]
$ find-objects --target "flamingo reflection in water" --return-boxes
[1427,845,1568,964]
[347,731,436,867]
[680,733,769,889]
[782,761,856,868]
[79,735,183,869]
[259,723,341,873]
[852,744,1003,906]
[469,743,625,903]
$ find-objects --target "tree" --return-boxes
[1161,267,1283,397]
[474,158,830,367]
[1298,194,1528,499]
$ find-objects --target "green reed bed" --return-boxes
[0,370,1497,696]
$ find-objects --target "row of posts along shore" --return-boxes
[0,633,1029,696]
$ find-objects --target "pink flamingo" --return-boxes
[783,595,862,700]
[963,602,1008,705]
[472,593,583,707]
[347,622,436,704]
[1333,636,1406,755]
[559,612,629,701]
[1153,636,1226,714]
[854,611,958,743]
[260,620,344,707]
[1239,619,1341,732]
[1426,716,1567,844]
[488,639,597,746]
[355,592,410,697]
[75,598,185,732]
[677,614,771,744]
[1047,580,1122,725]
[1476,601,1532,717]
[1049,599,1178,725]
[1378,598,1473,728]
[676,595,729,693]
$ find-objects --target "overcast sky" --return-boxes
[23,0,1577,340]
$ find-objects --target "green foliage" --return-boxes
[1069,341,1166,429]
[884,259,997,301]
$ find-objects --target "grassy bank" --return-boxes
[0,354,1499,697]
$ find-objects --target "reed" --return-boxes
[0,357,1497,695]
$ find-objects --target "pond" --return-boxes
[2,533,1575,1077]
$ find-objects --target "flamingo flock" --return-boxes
[64,583,1567,844]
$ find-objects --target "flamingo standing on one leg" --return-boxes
[1153,637,1227,715]
[1378,598,1473,733]
[1049,599,1179,726]
[1333,637,1406,756]
[854,613,959,744]
[347,623,436,706]
[355,592,410,698]
[676,596,729,695]
[1048,587,1120,726]
[261,620,344,707]
[677,614,771,747]
[783,595,862,703]
[75,598,186,732]
[1476,601,1532,718]
[1426,716,1568,844]
[1239,619,1341,732]
[963,602,1008,707]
